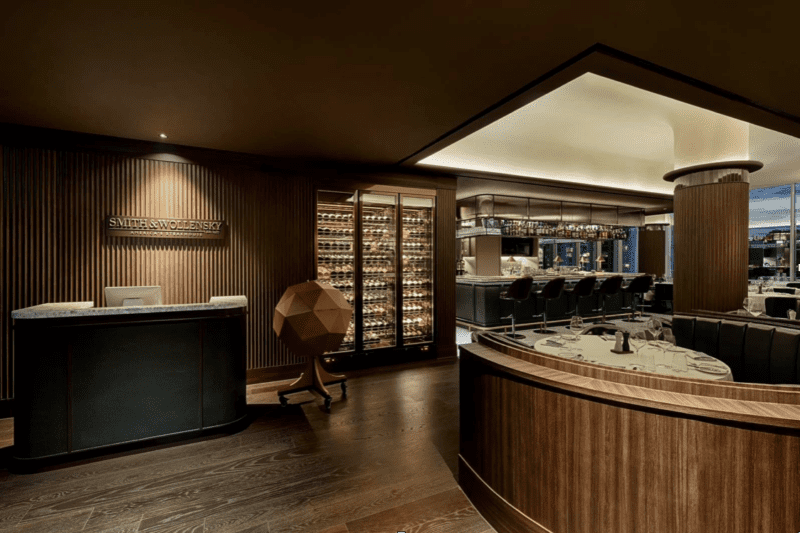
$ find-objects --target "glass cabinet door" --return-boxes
[401,196,434,345]
[316,191,356,352]
[361,194,397,350]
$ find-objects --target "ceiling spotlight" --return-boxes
[159,133,168,139]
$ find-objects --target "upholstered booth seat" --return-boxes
[672,313,800,385]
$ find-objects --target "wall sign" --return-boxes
[105,216,226,240]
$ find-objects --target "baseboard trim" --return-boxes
[247,364,304,385]
[458,455,552,533]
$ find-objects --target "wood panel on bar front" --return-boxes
[459,333,800,533]
[638,229,666,277]
[0,144,457,402]
[674,181,749,313]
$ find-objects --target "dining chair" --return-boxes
[764,296,798,319]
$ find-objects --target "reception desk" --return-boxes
[460,333,800,533]
[11,298,248,470]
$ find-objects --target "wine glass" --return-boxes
[629,335,646,358]
[743,298,752,315]
[646,317,662,341]
[568,316,584,341]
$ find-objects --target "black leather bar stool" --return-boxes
[531,277,566,334]
[593,275,624,324]
[499,276,534,339]
[568,276,596,318]
[623,274,653,322]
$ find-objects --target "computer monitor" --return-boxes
[104,286,163,307]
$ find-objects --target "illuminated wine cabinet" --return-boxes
[316,190,435,355]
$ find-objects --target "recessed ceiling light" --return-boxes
[159,133,168,139]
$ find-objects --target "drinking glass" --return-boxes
[646,317,662,341]
[568,316,584,341]
[640,346,657,372]
[629,336,646,357]
[672,351,688,372]
[743,298,752,314]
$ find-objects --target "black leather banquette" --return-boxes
[673,313,800,385]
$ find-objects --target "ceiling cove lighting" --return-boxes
[416,73,800,195]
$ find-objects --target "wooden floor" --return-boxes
[0,359,495,533]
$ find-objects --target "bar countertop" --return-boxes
[12,295,248,319]
[456,273,641,285]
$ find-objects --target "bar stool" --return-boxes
[654,282,674,312]
[593,275,624,324]
[567,276,596,318]
[499,276,534,339]
[531,277,566,334]
[623,274,654,322]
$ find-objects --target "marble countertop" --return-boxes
[12,295,248,319]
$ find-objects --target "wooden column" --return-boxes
[666,161,762,313]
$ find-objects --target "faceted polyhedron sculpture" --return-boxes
[273,280,353,356]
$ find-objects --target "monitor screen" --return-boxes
[105,286,163,307]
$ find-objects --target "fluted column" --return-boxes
[665,161,762,313]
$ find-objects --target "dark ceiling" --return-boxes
[2,1,799,167]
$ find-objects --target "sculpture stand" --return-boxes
[277,355,347,410]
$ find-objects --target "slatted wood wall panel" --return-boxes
[638,230,666,277]
[674,181,749,313]
[435,187,457,358]
[0,145,314,400]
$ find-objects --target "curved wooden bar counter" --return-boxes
[11,300,248,471]
[459,333,800,533]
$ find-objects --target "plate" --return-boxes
[690,363,729,375]
[689,355,717,362]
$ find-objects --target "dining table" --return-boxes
[533,335,734,381]
[746,290,800,313]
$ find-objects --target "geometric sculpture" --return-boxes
[273,280,353,409]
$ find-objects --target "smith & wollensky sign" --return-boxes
[105,216,226,240]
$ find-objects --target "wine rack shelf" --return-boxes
[316,191,435,354]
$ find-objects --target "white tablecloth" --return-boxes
[746,291,800,313]
[533,336,733,381]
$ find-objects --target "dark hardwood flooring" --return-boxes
[0,359,494,533]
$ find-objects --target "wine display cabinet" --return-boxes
[316,190,435,356]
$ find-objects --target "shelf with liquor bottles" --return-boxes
[316,190,435,355]
[456,194,643,240]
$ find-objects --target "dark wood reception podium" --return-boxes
[11,298,248,470]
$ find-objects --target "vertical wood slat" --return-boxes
[0,146,318,401]
[436,188,457,358]
[674,181,749,313]
[638,230,666,277]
